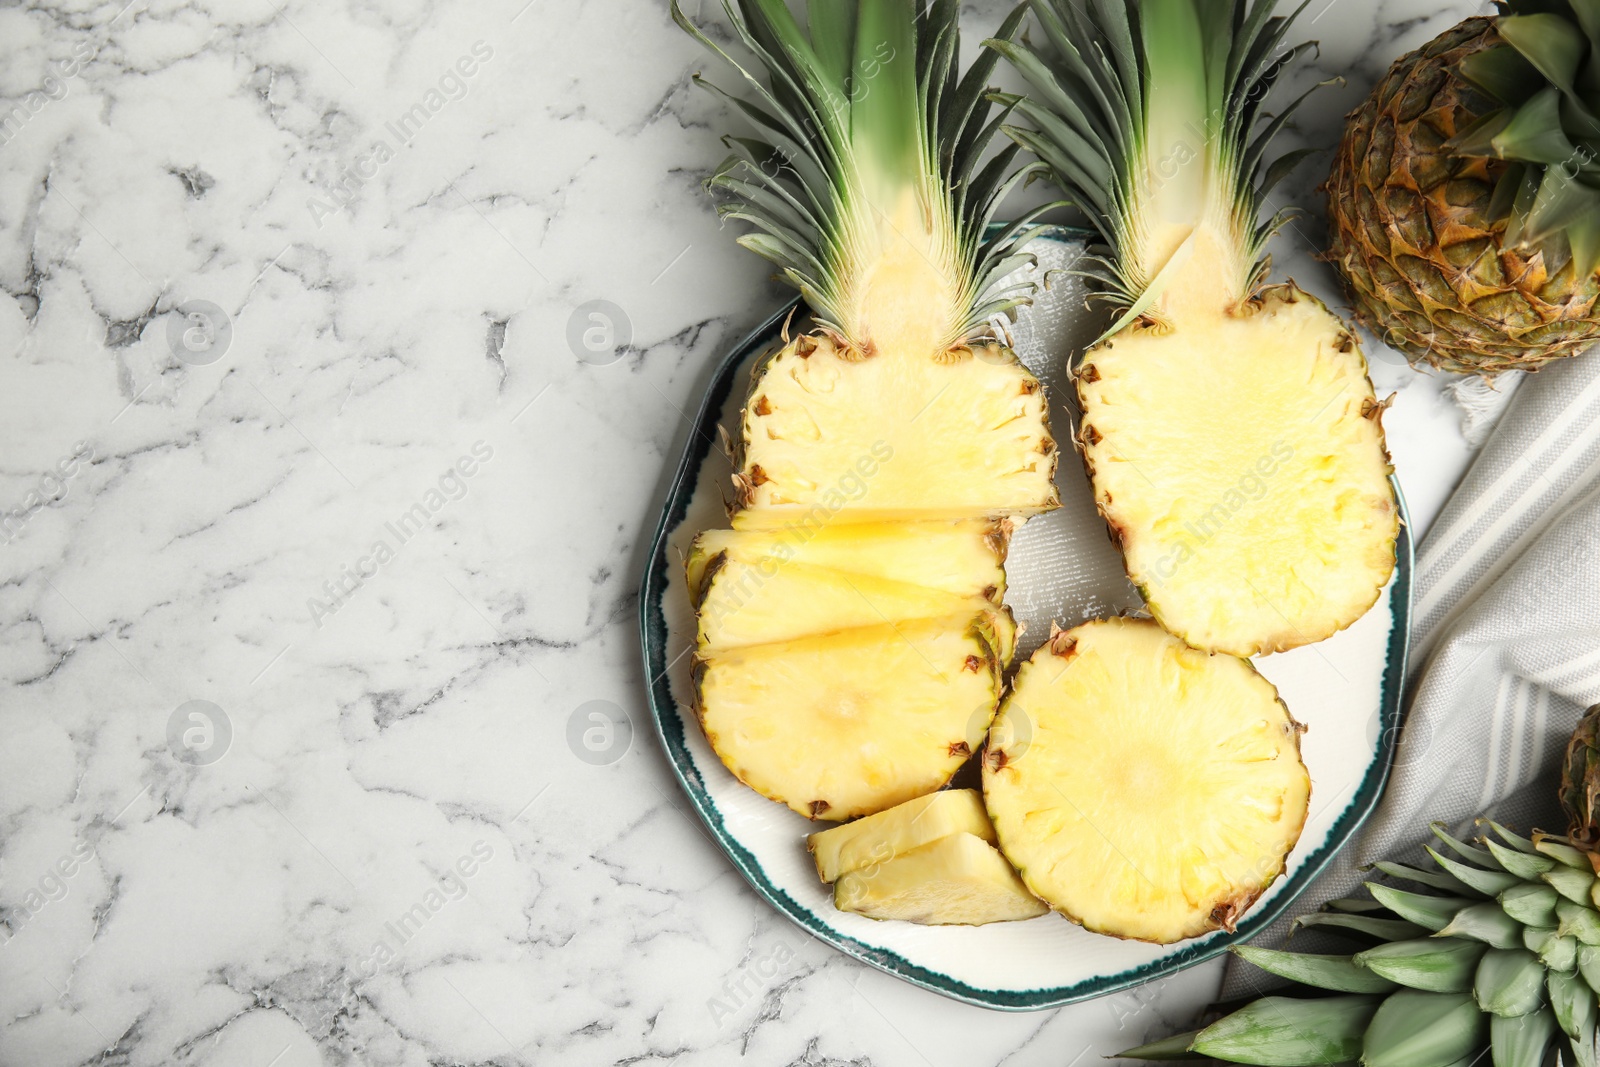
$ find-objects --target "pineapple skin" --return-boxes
[732,333,1060,524]
[983,618,1310,944]
[1077,285,1400,657]
[1326,18,1600,375]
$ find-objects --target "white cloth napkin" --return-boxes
[1224,352,1600,995]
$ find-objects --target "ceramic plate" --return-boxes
[638,225,1414,1010]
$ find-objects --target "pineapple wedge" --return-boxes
[808,788,995,884]
[687,519,1009,602]
[984,617,1309,944]
[695,615,1008,821]
[833,832,1048,925]
[694,554,1013,662]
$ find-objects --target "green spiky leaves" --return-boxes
[1450,0,1600,278]
[673,0,1058,353]
[1115,820,1600,1067]
[990,0,1322,321]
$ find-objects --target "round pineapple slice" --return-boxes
[983,617,1309,944]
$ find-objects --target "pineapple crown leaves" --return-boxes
[672,0,1063,351]
[990,0,1324,324]
[1116,819,1600,1067]
[1449,0,1600,278]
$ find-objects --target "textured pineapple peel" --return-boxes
[694,615,1009,822]
[734,334,1059,523]
[983,617,1310,944]
[1079,286,1399,656]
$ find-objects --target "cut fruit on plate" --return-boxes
[834,831,1049,926]
[692,555,1010,657]
[687,519,1009,601]
[984,617,1310,944]
[695,614,1009,821]
[808,788,997,885]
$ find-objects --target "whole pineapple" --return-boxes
[1327,9,1600,375]
[1119,705,1600,1067]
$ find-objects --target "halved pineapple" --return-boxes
[688,519,1009,601]
[695,615,1007,821]
[1080,288,1397,656]
[983,617,1309,944]
[833,831,1048,925]
[694,554,1013,662]
[808,788,996,884]
[735,338,1058,525]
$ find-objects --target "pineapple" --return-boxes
[1118,705,1600,1067]
[693,554,1014,659]
[808,787,996,883]
[674,0,1060,521]
[687,519,1009,602]
[983,617,1309,944]
[994,0,1399,656]
[833,831,1049,925]
[677,0,1061,824]
[1327,11,1600,375]
[695,614,1008,821]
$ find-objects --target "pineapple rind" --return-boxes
[688,519,1008,602]
[735,335,1058,521]
[1078,285,1399,657]
[807,788,997,884]
[832,831,1049,925]
[983,617,1310,944]
[695,615,1007,822]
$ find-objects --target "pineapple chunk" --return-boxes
[808,788,995,884]
[695,616,1007,821]
[1078,287,1398,656]
[688,519,1009,601]
[735,337,1058,524]
[984,617,1309,944]
[833,832,1048,925]
[694,554,1013,662]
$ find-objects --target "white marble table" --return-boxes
[0,0,1497,1063]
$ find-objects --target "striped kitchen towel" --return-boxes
[1225,351,1600,994]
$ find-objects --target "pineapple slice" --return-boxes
[984,617,1309,944]
[695,615,1007,821]
[808,788,995,884]
[833,832,1048,925]
[694,554,1013,661]
[688,519,1009,602]
[734,338,1058,525]
[1080,288,1397,656]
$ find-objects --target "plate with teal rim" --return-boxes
[638,224,1415,1010]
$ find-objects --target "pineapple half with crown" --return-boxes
[1326,6,1600,375]
[983,617,1309,944]
[992,0,1399,656]
[673,0,1060,524]
[1118,703,1600,1067]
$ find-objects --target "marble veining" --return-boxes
[0,0,1493,1064]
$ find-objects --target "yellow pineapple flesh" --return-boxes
[695,615,1007,821]
[687,518,1009,601]
[735,337,1058,525]
[832,831,1048,925]
[807,788,996,884]
[693,555,1013,661]
[1079,285,1398,656]
[983,617,1309,944]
